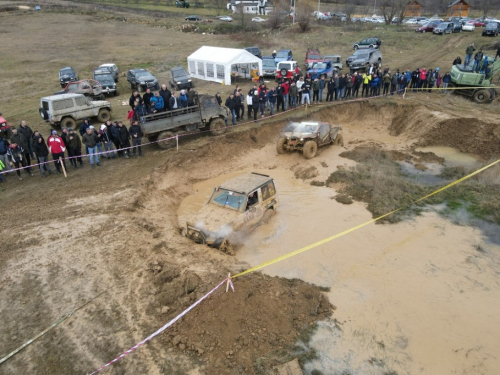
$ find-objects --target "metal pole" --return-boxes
[373,0,376,15]
[318,0,320,13]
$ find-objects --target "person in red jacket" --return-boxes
[47,130,67,174]
[282,80,290,109]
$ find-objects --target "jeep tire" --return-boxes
[334,134,344,146]
[61,117,76,129]
[303,140,318,159]
[97,108,111,122]
[157,131,176,149]
[209,118,226,136]
[276,137,287,154]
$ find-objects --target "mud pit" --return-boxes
[2,97,500,374]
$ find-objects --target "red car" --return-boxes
[305,49,322,69]
[415,22,439,33]
[473,19,486,27]
[0,113,11,139]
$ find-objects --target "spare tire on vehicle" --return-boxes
[280,68,287,76]
[39,108,49,121]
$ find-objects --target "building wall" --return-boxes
[446,4,470,17]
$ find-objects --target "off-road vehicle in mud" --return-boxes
[39,93,112,129]
[182,173,279,254]
[276,121,343,159]
[55,79,105,100]
[140,94,229,148]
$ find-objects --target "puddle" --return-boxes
[416,146,481,169]
[399,161,445,185]
[178,169,500,374]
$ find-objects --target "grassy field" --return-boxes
[0,4,498,131]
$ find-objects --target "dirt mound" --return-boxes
[162,274,332,374]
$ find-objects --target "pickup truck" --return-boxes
[140,94,229,148]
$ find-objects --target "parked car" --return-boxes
[93,70,118,96]
[252,17,266,22]
[39,93,111,129]
[219,16,233,22]
[97,63,119,82]
[352,37,381,50]
[391,17,400,24]
[262,56,277,77]
[185,15,201,21]
[0,113,12,139]
[429,16,444,22]
[307,60,334,80]
[176,0,189,8]
[169,66,193,90]
[305,48,322,68]
[415,22,439,33]
[472,19,486,27]
[59,67,78,88]
[449,20,463,32]
[462,21,475,31]
[482,22,500,36]
[433,22,453,35]
[275,61,297,81]
[181,172,279,253]
[404,18,417,24]
[416,18,429,25]
[127,68,159,92]
[346,48,382,72]
[276,121,343,159]
[274,49,293,64]
[323,55,343,71]
[244,46,262,59]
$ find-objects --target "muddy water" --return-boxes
[416,146,481,168]
[178,169,500,374]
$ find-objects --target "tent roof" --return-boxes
[188,46,261,65]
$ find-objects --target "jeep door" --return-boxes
[318,123,331,145]
[74,95,97,119]
[244,188,265,228]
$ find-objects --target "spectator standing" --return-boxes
[267,87,277,115]
[353,72,362,98]
[472,49,483,72]
[464,43,475,67]
[312,78,320,103]
[82,126,100,168]
[339,74,346,99]
[420,68,428,91]
[297,77,304,103]
[129,120,144,157]
[370,74,379,96]
[187,87,196,106]
[134,98,147,122]
[238,89,245,120]
[234,91,241,121]
[318,76,326,102]
[251,90,259,122]
[11,127,32,168]
[276,83,285,112]
[436,73,442,89]
[0,137,12,175]
[17,120,34,159]
[282,80,290,109]
[7,143,33,180]
[101,124,115,159]
[143,88,154,112]
[179,90,188,108]
[169,92,179,110]
[383,72,391,95]
[362,73,371,97]
[47,130,66,174]
[391,71,398,95]
[215,92,223,106]
[246,90,253,119]
[289,81,298,108]
[111,122,122,157]
[129,91,141,110]
[150,93,164,112]
[258,88,267,117]
[159,85,172,110]
[66,128,83,168]
[225,93,236,125]
[345,73,353,99]
[116,122,130,159]
[427,69,436,93]
[301,80,311,105]
[442,72,451,92]
[33,135,54,177]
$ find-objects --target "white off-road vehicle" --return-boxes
[39,93,111,129]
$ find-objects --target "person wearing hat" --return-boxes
[100,124,115,159]
[66,128,83,168]
[33,135,54,177]
[82,125,100,168]
[272,50,277,59]
[47,130,67,174]
[6,142,33,180]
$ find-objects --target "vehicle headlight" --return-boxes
[177,81,182,84]
[300,138,304,141]
[188,79,192,82]
[139,80,145,84]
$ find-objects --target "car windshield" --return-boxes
[135,71,152,77]
[485,23,496,29]
[283,122,319,134]
[209,188,245,211]
[94,74,114,83]
[60,69,73,76]
[307,54,321,59]
[276,51,289,58]
[172,69,186,77]
[312,62,327,69]
[263,60,275,68]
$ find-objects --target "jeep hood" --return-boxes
[283,130,316,138]
[186,203,240,234]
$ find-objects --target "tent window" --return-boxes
[216,65,224,79]
[207,64,214,78]
[197,62,205,77]
[189,61,196,75]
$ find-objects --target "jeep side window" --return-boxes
[246,190,259,210]
[53,99,74,111]
[75,96,88,106]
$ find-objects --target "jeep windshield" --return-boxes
[276,51,289,59]
[94,74,114,84]
[60,69,73,77]
[283,122,319,134]
[307,54,321,60]
[311,62,327,69]
[209,188,245,211]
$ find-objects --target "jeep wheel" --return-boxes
[261,208,276,225]
[303,140,318,159]
[276,137,288,154]
[209,118,226,136]
[97,108,111,122]
[157,131,176,149]
[353,45,359,50]
[218,238,234,255]
[61,117,76,129]
[114,91,119,97]
[334,134,344,146]
[473,89,491,104]
[39,108,49,121]
[128,81,133,90]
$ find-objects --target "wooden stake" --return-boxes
[59,157,67,178]
[226,273,231,293]
[176,134,179,152]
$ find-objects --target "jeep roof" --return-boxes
[41,93,87,101]
[218,173,273,195]
[282,121,325,136]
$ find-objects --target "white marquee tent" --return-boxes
[187,46,262,85]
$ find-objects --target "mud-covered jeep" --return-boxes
[182,173,278,254]
[276,121,343,159]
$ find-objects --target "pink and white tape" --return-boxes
[89,276,232,374]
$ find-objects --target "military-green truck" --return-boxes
[140,95,229,149]
[450,57,500,103]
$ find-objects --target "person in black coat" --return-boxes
[225,93,236,125]
[160,85,172,110]
[111,122,122,157]
[116,121,130,159]
[32,135,54,177]
[251,90,259,122]
[143,88,154,112]
[129,91,141,110]
[129,120,143,157]
[326,77,335,102]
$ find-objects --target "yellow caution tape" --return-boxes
[232,158,500,279]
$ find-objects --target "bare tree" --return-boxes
[340,0,358,20]
[472,0,497,18]
[267,0,289,30]
[210,0,227,16]
[379,0,406,24]
[236,4,250,29]
[296,2,313,32]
